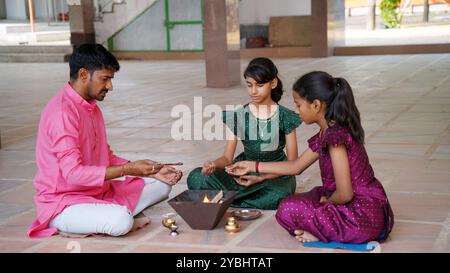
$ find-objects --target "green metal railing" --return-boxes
[164,0,204,51]
[108,0,204,52]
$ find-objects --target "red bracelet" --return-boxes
[120,164,126,177]
[255,161,260,173]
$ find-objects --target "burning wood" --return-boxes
[203,195,211,203]
[202,190,224,203]
[211,190,223,203]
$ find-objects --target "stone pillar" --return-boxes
[423,0,429,23]
[311,0,345,57]
[68,0,96,48]
[0,0,7,20]
[367,0,376,30]
[203,0,240,88]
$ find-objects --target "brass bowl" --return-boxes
[225,217,240,233]
[162,218,176,229]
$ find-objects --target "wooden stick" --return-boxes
[210,190,224,203]
[160,162,183,166]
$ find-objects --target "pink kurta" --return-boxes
[28,83,144,238]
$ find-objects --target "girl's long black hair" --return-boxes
[243,57,283,103]
[293,71,365,144]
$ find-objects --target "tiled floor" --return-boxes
[0,54,449,253]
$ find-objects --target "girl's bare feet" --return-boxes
[294,229,319,243]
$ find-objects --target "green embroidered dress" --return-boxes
[187,104,302,209]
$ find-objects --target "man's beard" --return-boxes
[87,83,108,101]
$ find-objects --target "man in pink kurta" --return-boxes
[28,44,182,238]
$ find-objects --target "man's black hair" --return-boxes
[69,43,120,80]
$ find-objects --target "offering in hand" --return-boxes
[160,162,183,166]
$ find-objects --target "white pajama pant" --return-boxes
[49,177,171,237]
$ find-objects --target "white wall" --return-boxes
[95,0,158,45]
[34,0,49,19]
[239,0,311,25]
[6,0,27,20]
[112,0,166,50]
[34,0,69,20]
[4,0,68,21]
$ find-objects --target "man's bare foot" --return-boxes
[131,215,151,232]
[294,229,319,243]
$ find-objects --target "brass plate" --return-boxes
[231,209,262,220]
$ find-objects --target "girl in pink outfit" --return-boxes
[226,71,393,244]
[28,44,182,238]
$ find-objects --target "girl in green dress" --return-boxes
[187,57,302,209]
